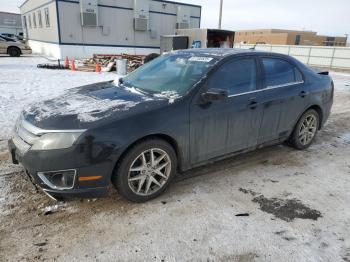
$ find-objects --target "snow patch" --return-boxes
[330,71,350,93]
[154,91,181,104]
[124,86,144,96]
[25,92,139,123]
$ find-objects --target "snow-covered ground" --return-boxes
[1,56,350,261]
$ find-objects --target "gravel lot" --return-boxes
[0,56,350,261]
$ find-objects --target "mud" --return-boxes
[239,188,322,221]
[252,195,322,222]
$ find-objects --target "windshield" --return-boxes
[122,53,218,96]
[0,35,16,42]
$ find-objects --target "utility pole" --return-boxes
[218,0,223,29]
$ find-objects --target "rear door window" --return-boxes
[207,58,257,96]
[262,58,302,88]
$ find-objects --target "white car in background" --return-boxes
[0,35,32,57]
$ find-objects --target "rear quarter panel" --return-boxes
[302,66,333,127]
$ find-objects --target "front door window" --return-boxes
[206,58,257,95]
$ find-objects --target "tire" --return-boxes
[8,47,21,57]
[144,53,160,64]
[289,109,319,150]
[112,139,177,203]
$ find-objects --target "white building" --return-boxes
[20,0,201,59]
[0,12,23,36]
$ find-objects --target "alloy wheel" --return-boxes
[128,148,171,196]
[298,114,318,146]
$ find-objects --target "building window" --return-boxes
[4,18,16,25]
[295,35,301,45]
[33,12,37,28]
[44,8,50,27]
[325,37,335,46]
[37,10,43,28]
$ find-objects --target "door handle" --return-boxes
[299,91,310,98]
[249,100,258,109]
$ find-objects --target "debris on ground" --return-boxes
[34,241,47,247]
[42,202,66,215]
[235,213,250,217]
[35,54,146,73]
[37,59,67,70]
[239,188,257,196]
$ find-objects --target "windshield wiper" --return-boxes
[134,87,156,96]
[118,80,154,96]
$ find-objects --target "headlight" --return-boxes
[31,132,83,150]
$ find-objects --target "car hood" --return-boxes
[22,81,178,130]
[6,41,26,47]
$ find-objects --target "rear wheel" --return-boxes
[112,139,177,202]
[8,47,21,57]
[289,109,319,150]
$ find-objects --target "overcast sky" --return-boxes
[1,0,349,41]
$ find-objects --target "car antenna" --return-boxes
[250,36,264,50]
[250,42,260,50]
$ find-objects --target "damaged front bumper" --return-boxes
[8,138,111,200]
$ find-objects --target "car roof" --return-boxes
[176,48,262,57]
[175,48,291,60]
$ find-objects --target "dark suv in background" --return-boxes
[9,49,333,202]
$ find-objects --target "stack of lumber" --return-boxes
[119,54,144,71]
[75,54,145,73]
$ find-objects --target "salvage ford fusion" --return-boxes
[9,49,333,202]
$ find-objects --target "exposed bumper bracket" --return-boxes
[24,170,40,193]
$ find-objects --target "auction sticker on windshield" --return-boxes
[188,57,213,62]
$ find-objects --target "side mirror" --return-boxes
[201,88,228,102]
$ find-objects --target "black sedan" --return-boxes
[9,49,333,202]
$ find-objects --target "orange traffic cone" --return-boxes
[95,62,101,73]
[65,56,69,69]
[71,59,76,71]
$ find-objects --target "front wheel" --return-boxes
[8,47,21,57]
[113,139,177,202]
[289,109,319,150]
